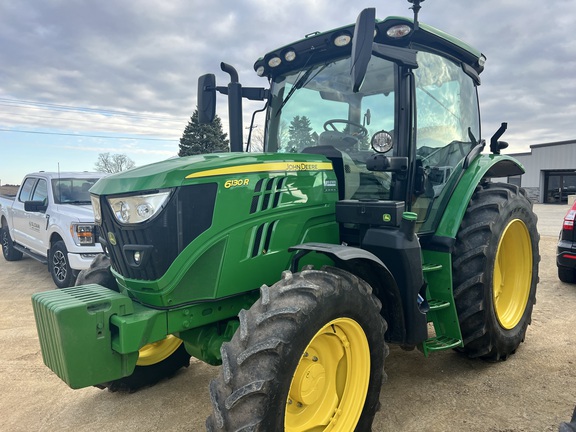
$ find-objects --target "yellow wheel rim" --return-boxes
[136,335,182,366]
[285,318,370,431]
[493,219,532,330]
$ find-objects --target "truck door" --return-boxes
[26,178,50,254]
[12,177,50,254]
[11,177,37,246]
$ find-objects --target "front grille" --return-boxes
[99,183,217,280]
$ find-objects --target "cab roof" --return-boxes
[254,15,485,80]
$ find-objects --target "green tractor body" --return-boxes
[32,4,539,430]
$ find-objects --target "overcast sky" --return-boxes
[1,0,575,185]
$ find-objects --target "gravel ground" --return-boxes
[0,203,574,431]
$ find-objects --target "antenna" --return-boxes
[407,0,425,31]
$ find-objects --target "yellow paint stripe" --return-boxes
[185,161,333,179]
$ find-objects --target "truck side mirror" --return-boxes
[350,8,376,93]
[25,200,47,213]
[198,74,216,124]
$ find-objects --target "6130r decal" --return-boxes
[224,179,250,188]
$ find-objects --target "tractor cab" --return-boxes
[260,33,482,233]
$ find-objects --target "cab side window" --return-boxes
[31,179,48,204]
[18,178,36,202]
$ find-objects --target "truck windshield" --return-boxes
[265,55,396,200]
[52,178,101,204]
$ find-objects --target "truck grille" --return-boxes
[98,183,217,280]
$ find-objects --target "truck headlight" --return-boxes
[107,191,171,225]
[71,223,96,246]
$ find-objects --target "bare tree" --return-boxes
[248,121,289,152]
[95,153,136,173]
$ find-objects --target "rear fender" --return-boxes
[289,242,406,343]
[435,154,525,239]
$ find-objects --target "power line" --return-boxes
[0,97,188,122]
[1,110,182,129]
[0,128,178,141]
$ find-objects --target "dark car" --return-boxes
[557,200,576,283]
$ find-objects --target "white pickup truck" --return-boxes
[0,172,106,288]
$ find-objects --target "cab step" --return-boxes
[421,249,464,357]
[422,263,442,273]
[427,298,451,311]
[421,336,462,356]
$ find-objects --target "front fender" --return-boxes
[289,242,406,343]
[435,154,525,239]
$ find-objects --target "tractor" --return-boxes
[31,1,539,430]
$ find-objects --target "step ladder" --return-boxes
[420,250,463,356]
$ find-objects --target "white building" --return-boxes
[502,140,576,204]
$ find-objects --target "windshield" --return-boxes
[52,178,101,204]
[266,56,396,200]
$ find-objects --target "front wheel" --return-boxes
[49,240,75,288]
[206,266,387,431]
[453,182,539,360]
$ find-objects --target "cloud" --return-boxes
[0,0,574,180]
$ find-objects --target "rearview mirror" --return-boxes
[350,8,376,93]
[198,74,216,123]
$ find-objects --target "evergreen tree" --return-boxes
[178,109,229,156]
[287,115,314,152]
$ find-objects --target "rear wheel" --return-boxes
[206,266,387,431]
[1,225,23,261]
[49,241,75,288]
[453,182,539,360]
[558,267,576,284]
[76,254,192,392]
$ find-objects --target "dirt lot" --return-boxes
[0,185,19,196]
[0,205,574,431]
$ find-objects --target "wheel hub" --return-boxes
[53,251,67,281]
[493,218,532,329]
[289,355,326,406]
[285,318,370,431]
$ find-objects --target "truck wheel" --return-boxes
[1,225,23,261]
[76,254,191,392]
[206,266,387,432]
[558,267,576,284]
[49,240,75,288]
[453,182,539,360]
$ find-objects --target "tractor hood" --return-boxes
[89,152,333,196]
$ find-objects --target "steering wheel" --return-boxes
[323,119,368,138]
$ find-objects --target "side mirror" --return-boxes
[24,201,47,213]
[198,74,216,124]
[350,8,376,93]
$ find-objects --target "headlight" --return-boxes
[71,223,96,246]
[107,191,171,225]
[90,194,102,224]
